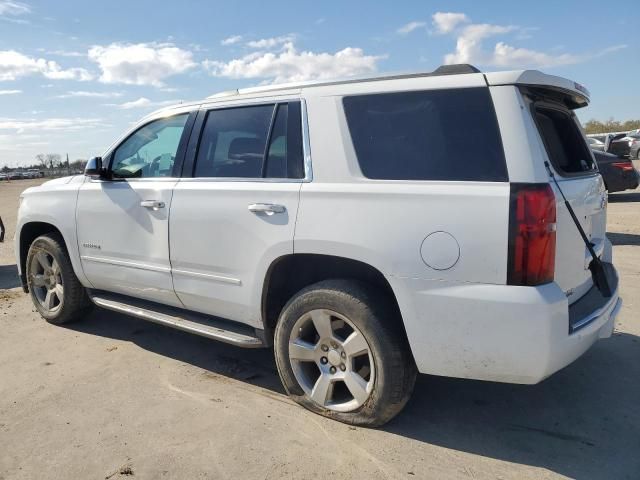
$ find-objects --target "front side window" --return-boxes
[343,88,508,181]
[112,114,189,178]
[193,102,304,179]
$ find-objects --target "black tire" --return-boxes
[636,149,640,160]
[26,233,92,324]
[274,279,416,427]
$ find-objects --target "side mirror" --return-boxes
[85,157,104,179]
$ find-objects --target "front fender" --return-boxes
[15,176,90,288]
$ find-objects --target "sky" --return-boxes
[0,0,638,167]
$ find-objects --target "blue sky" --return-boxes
[1,0,638,167]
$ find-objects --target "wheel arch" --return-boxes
[18,222,67,292]
[261,253,407,342]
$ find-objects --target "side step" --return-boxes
[88,291,265,348]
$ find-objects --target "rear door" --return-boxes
[529,97,607,302]
[169,101,305,327]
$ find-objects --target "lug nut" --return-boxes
[320,357,328,364]
[331,342,338,349]
[330,366,337,374]
[321,344,329,352]
[340,364,346,371]
[341,351,346,359]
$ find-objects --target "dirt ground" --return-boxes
[1,178,639,480]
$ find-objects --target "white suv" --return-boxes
[15,64,622,426]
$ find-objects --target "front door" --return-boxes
[77,112,192,306]
[170,101,305,327]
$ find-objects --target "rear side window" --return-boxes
[534,106,595,175]
[194,102,304,179]
[342,88,507,181]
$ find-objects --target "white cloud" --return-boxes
[46,50,85,57]
[0,117,106,134]
[397,21,426,35]
[432,12,469,34]
[113,97,180,110]
[0,1,30,16]
[204,42,383,84]
[246,35,294,49]
[88,42,196,87]
[435,11,627,69]
[0,89,21,95]
[221,35,243,46]
[0,50,93,81]
[56,90,123,99]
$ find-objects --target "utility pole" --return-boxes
[67,153,71,176]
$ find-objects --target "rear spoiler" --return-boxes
[485,70,590,109]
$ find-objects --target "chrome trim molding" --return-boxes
[301,98,313,182]
[172,268,242,286]
[81,255,171,274]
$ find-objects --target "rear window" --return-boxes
[534,105,596,175]
[342,87,507,181]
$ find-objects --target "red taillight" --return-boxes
[612,162,635,172]
[508,183,556,286]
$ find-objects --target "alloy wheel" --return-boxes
[29,249,64,314]
[288,309,375,412]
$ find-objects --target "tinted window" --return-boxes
[265,103,305,179]
[534,106,595,174]
[194,105,273,178]
[342,88,507,181]
[194,102,304,179]
[112,114,188,178]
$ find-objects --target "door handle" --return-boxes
[140,200,165,210]
[248,203,286,215]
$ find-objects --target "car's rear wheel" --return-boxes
[274,279,416,426]
[26,233,92,324]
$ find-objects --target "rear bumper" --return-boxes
[390,263,621,384]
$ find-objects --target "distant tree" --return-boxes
[44,153,61,169]
[70,159,87,170]
[584,118,640,134]
[35,153,47,169]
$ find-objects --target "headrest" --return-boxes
[228,137,263,161]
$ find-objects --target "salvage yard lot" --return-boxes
[1,178,639,480]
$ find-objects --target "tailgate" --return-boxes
[529,95,607,303]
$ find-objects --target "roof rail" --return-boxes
[432,64,481,75]
[206,64,483,99]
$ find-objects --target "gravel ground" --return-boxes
[0,178,639,480]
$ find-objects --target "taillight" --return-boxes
[612,162,634,172]
[507,183,557,286]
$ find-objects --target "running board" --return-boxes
[88,291,265,348]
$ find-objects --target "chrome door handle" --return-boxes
[140,200,165,210]
[248,203,286,215]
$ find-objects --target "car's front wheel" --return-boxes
[274,279,416,426]
[26,233,92,324]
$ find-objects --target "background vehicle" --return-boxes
[627,134,640,159]
[592,149,639,192]
[14,65,621,426]
[608,133,638,158]
[587,137,606,152]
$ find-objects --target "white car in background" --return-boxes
[14,65,621,426]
